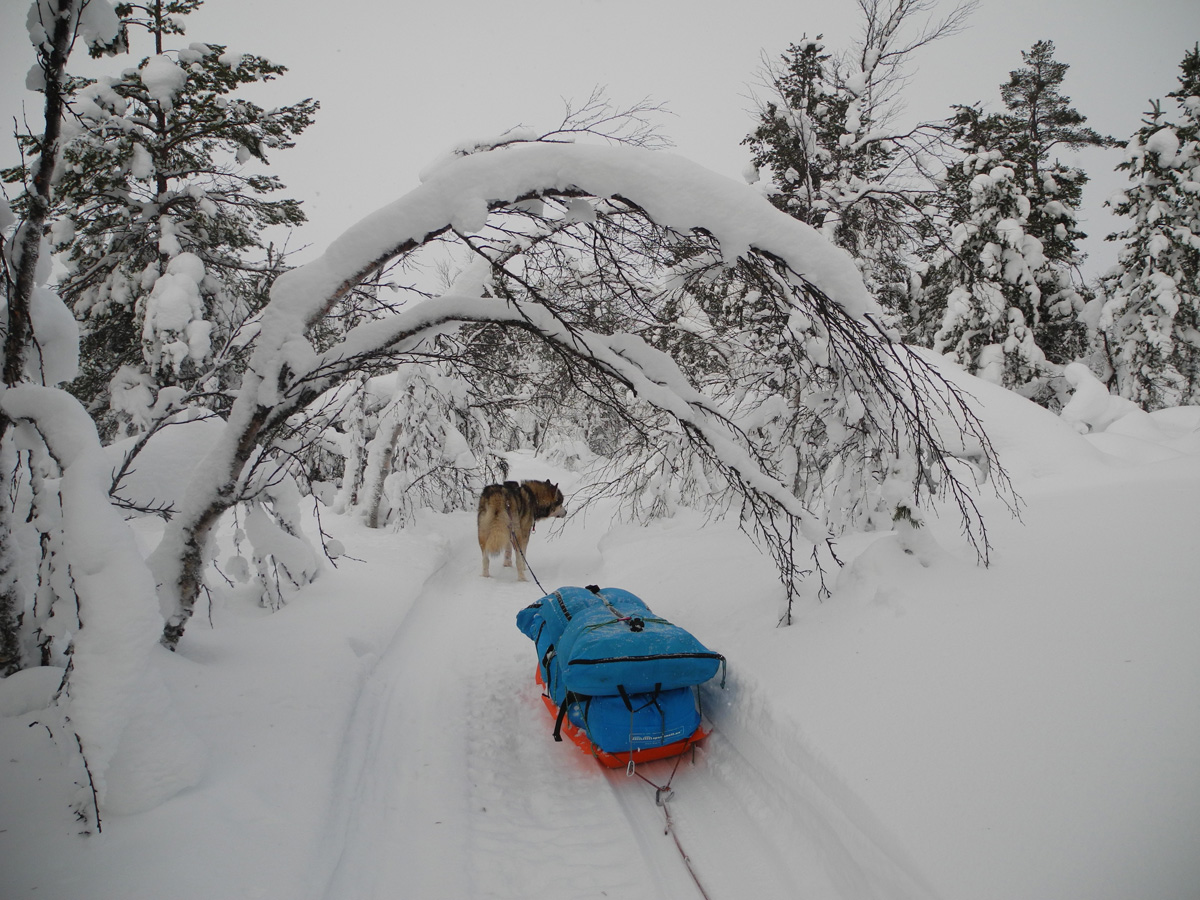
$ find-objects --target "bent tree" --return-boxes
[153,137,1011,646]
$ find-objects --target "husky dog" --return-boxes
[477,480,566,581]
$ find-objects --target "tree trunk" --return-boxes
[364,424,402,529]
[3,0,74,392]
[0,0,82,672]
[0,512,22,675]
[158,402,271,648]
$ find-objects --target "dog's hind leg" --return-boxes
[513,535,528,582]
[479,524,493,577]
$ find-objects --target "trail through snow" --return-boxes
[305,490,938,900]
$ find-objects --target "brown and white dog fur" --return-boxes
[477,480,566,581]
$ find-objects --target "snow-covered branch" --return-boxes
[151,138,1004,646]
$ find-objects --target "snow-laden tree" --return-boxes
[925,141,1057,388]
[337,362,495,531]
[742,0,976,323]
[1096,44,1200,409]
[147,134,1013,645]
[2,0,126,677]
[2,0,317,440]
[920,40,1115,403]
[2,0,205,830]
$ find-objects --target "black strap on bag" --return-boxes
[617,684,634,712]
[553,694,569,742]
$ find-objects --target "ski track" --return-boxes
[311,512,939,899]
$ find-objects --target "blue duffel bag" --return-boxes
[516,585,725,705]
[564,685,702,754]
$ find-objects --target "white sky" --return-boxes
[3,0,1199,278]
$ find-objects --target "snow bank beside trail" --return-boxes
[826,476,1200,900]
[1081,403,1200,464]
[914,349,1109,486]
[0,512,451,900]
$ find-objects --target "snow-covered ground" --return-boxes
[2,374,1199,900]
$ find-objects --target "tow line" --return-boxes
[629,752,715,900]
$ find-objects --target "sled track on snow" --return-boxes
[314,517,940,900]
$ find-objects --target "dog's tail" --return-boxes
[478,506,510,556]
[478,485,514,556]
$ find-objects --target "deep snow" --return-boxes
[1,374,1199,900]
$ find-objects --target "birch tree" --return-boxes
[2,0,126,675]
[150,136,1012,645]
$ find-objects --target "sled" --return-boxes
[535,667,710,769]
[518,585,723,767]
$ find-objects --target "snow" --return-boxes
[2,373,1198,899]
[1146,127,1181,166]
[0,666,62,717]
[1060,361,1140,433]
[129,142,153,179]
[141,251,211,372]
[74,0,122,53]
[24,285,79,385]
[139,54,186,110]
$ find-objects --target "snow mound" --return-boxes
[102,662,206,816]
[0,666,63,717]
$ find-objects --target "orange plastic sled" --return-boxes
[534,667,708,768]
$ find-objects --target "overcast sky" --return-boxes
[3,0,1198,277]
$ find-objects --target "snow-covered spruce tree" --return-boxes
[921,40,1115,403]
[1,0,317,441]
[1096,44,1200,409]
[742,1,975,326]
[925,123,1056,389]
[149,136,1014,646]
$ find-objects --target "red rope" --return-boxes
[663,803,713,900]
